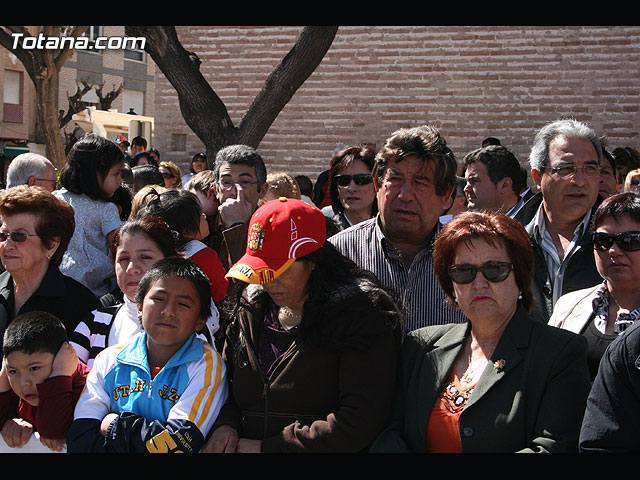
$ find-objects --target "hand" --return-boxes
[201,424,239,453]
[50,342,78,378]
[40,436,66,452]
[100,413,118,436]
[1,417,34,448]
[218,184,254,227]
[236,438,262,453]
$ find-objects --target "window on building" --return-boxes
[122,89,145,116]
[124,41,145,62]
[171,133,187,152]
[3,70,23,123]
[82,26,103,53]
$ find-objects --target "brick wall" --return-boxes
[153,26,640,182]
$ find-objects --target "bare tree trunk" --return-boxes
[0,26,88,170]
[126,26,338,159]
[38,71,66,169]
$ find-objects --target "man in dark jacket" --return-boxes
[514,119,604,323]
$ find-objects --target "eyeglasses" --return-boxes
[543,164,601,179]
[630,179,640,186]
[218,179,258,191]
[0,231,38,242]
[448,261,513,284]
[160,172,174,179]
[592,231,640,252]
[333,174,373,187]
[35,178,58,184]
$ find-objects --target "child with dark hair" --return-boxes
[136,188,228,303]
[0,311,90,452]
[54,133,125,296]
[67,257,228,453]
[70,215,188,368]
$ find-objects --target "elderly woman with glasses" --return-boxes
[550,192,640,380]
[371,210,591,453]
[322,146,378,232]
[0,186,100,341]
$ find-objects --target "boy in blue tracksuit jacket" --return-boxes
[67,257,228,453]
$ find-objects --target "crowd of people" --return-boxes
[0,120,639,453]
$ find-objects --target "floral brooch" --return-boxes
[493,359,506,373]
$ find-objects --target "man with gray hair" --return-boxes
[6,153,57,192]
[514,119,604,323]
[210,144,268,270]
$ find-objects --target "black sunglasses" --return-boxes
[448,261,513,284]
[333,174,373,187]
[0,231,38,243]
[592,231,640,252]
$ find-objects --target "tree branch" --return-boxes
[237,26,338,145]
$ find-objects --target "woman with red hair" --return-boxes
[371,210,591,453]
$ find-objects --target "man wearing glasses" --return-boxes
[211,145,268,270]
[514,119,604,324]
[6,153,57,192]
[330,126,466,335]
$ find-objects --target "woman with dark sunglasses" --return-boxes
[550,192,640,380]
[322,146,378,232]
[371,210,590,453]
[0,186,100,342]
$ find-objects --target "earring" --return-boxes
[518,292,523,300]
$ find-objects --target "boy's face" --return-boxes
[4,351,54,406]
[140,275,206,357]
[188,187,219,218]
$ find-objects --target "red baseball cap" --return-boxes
[226,197,326,284]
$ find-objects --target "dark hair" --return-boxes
[612,146,640,172]
[481,137,501,147]
[148,148,161,160]
[328,145,378,216]
[463,145,523,194]
[135,257,212,320]
[225,242,401,352]
[214,145,267,187]
[433,210,534,312]
[3,311,67,357]
[135,188,202,246]
[190,152,209,174]
[110,215,180,264]
[294,175,313,197]
[601,146,619,182]
[132,165,164,193]
[0,185,75,266]
[131,136,147,149]
[59,133,124,200]
[373,125,457,197]
[520,166,529,191]
[111,184,133,221]
[592,191,640,231]
[130,151,158,168]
